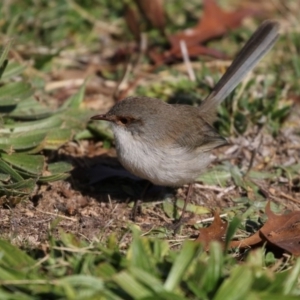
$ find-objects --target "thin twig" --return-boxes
[34,208,77,221]
[217,186,236,199]
[278,191,300,204]
[194,183,235,193]
[196,213,228,224]
[45,79,84,91]
[180,40,196,82]
[33,217,53,224]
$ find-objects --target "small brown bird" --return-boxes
[92,20,280,225]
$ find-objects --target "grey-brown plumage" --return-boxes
[91,20,280,187]
[106,96,227,151]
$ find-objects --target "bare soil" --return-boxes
[1,105,299,248]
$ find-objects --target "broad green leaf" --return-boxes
[74,129,94,140]
[129,267,164,294]
[0,290,33,300]
[0,143,10,152]
[58,274,104,290]
[0,82,33,106]
[47,161,73,174]
[271,105,291,120]
[0,159,23,182]
[95,262,117,279]
[0,239,36,266]
[0,131,46,151]
[1,153,44,175]
[113,271,152,299]
[163,198,177,219]
[213,266,253,300]
[149,291,188,300]
[0,41,12,67]
[283,259,300,295]
[0,240,38,281]
[266,270,295,293]
[187,281,208,299]
[0,172,10,181]
[225,217,241,250]
[176,198,210,214]
[0,178,36,195]
[197,168,231,186]
[1,62,27,80]
[0,60,8,80]
[248,170,278,180]
[201,242,224,293]
[230,166,245,188]
[279,164,300,180]
[151,238,169,260]
[259,295,300,300]
[0,41,12,79]
[44,128,74,149]
[88,122,114,140]
[0,115,63,134]
[7,97,54,119]
[61,83,86,109]
[12,169,40,179]
[128,233,155,273]
[63,109,93,129]
[39,173,70,183]
[38,161,72,182]
[164,241,202,291]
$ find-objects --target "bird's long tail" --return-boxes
[200,20,280,116]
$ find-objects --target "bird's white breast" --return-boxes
[112,125,213,186]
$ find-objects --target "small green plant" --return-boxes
[0,230,299,299]
[0,42,91,198]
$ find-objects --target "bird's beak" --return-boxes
[91,114,113,122]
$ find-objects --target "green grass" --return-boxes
[0,230,300,300]
[1,0,300,298]
[0,42,92,198]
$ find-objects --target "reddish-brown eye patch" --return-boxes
[115,116,139,126]
[116,116,132,126]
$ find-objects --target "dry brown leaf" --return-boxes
[261,202,300,256]
[134,0,165,34]
[168,0,260,58]
[195,210,228,250]
[230,201,300,256]
[118,0,263,68]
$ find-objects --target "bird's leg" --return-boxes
[130,181,151,221]
[173,183,193,234]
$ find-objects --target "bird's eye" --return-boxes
[118,117,128,125]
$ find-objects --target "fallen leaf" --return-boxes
[196,210,228,250]
[230,201,300,256]
[168,0,260,54]
[120,0,260,67]
[159,0,260,64]
[134,0,165,34]
[261,203,300,256]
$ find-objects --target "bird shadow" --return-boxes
[62,153,172,205]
